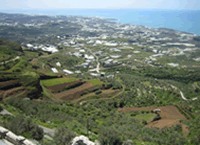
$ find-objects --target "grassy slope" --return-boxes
[41,77,78,87]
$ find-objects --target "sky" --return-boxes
[0,0,200,10]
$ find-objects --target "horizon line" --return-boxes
[0,8,200,11]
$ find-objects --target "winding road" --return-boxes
[170,84,198,101]
[180,91,198,101]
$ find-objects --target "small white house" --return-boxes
[26,44,33,48]
[6,131,18,142]
[51,68,58,73]
[75,71,81,74]
[100,72,106,76]
[79,49,85,53]
[56,62,61,67]
[167,63,179,67]
[63,69,74,74]
[23,139,36,145]
[90,73,100,77]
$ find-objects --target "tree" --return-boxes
[5,116,43,140]
[0,105,3,112]
[98,127,122,145]
[53,127,76,145]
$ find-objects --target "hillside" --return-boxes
[0,12,200,145]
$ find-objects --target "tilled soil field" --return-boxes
[118,105,187,129]
[46,80,84,93]
[55,82,96,100]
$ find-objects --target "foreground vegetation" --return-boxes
[0,39,200,145]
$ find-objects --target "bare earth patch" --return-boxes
[118,105,186,120]
[118,105,188,133]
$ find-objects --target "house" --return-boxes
[151,54,164,58]
[95,40,103,45]
[23,139,36,145]
[75,71,81,74]
[133,51,140,53]
[51,68,58,73]
[88,55,95,60]
[167,63,179,67]
[26,44,33,48]
[0,126,8,138]
[90,73,100,77]
[56,62,61,67]
[42,46,58,53]
[106,75,114,78]
[110,55,121,59]
[68,52,73,56]
[63,69,74,74]
[79,49,85,53]
[6,131,24,144]
[127,55,132,58]
[100,72,106,76]
[154,109,161,113]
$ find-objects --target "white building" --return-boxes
[26,44,33,48]
[56,62,61,67]
[51,68,58,73]
[42,46,58,53]
[63,69,74,74]
[167,63,179,67]
[79,49,85,53]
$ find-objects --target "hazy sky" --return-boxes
[1,0,200,10]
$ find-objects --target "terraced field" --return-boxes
[55,82,96,100]
[118,105,188,132]
[40,77,123,102]
[41,77,78,87]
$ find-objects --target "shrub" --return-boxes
[0,105,3,112]
[130,111,139,117]
[5,116,43,140]
[95,90,102,95]
[98,127,122,145]
[152,114,161,121]
[53,127,76,145]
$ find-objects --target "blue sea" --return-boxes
[1,9,200,35]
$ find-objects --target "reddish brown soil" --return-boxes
[147,119,181,128]
[147,119,189,136]
[47,80,83,93]
[118,105,188,132]
[55,82,96,100]
[118,105,186,120]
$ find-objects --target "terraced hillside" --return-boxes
[40,77,122,102]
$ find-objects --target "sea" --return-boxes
[1,9,200,35]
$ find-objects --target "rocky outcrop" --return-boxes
[72,135,95,145]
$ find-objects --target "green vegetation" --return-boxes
[1,38,200,145]
[133,113,157,122]
[4,116,43,140]
[88,79,103,85]
[3,97,191,145]
[41,77,78,87]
